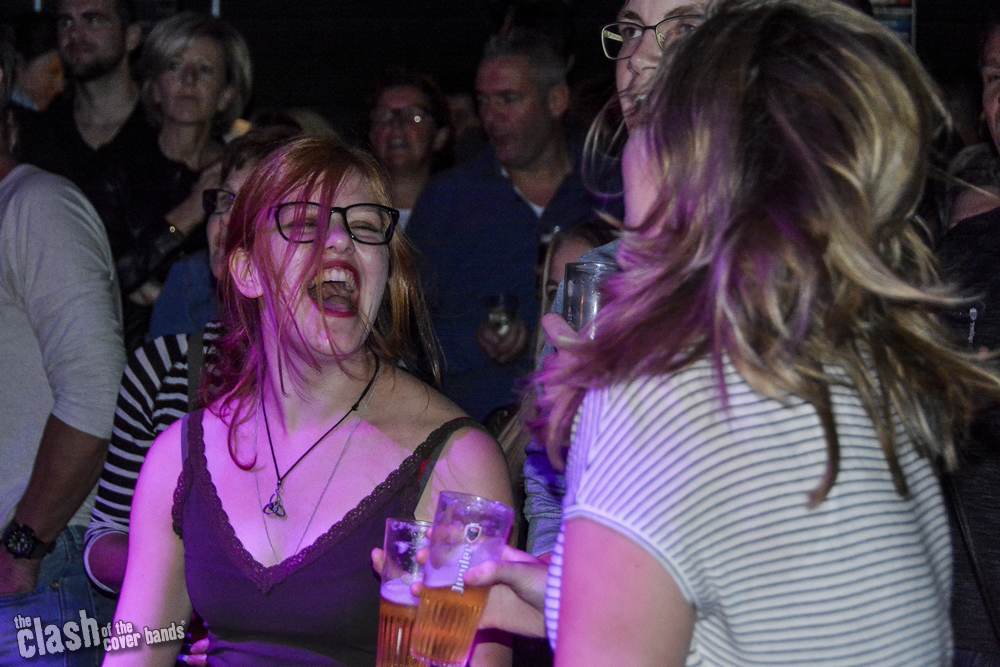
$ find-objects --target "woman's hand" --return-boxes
[182,638,209,666]
[165,161,223,237]
[541,312,578,357]
[412,540,549,639]
[465,546,548,638]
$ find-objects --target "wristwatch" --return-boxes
[1,521,55,560]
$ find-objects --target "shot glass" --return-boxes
[485,293,518,339]
[562,261,620,338]
[377,518,431,667]
[410,492,514,667]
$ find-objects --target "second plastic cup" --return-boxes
[410,492,514,666]
[377,518,431,667]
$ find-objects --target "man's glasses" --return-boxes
[272,202,399,246]
[601,15,705,60]
[203,188,236,216]
[370,106,432,127]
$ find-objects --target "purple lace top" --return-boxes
[172,410,478,666]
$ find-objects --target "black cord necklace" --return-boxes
[260,357,380,519]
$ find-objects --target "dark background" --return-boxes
[5,0,998,145]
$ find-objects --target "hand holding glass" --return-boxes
[410,492,514,666]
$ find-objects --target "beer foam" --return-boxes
[380,577,419,606]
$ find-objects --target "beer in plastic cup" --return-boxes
[410,492,514,666]
[377,518,430,667]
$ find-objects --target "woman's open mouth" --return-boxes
[308,266,358,316]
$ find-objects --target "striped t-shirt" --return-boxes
[83,322,222,592]
[544,358,951,665]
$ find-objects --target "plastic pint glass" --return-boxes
[562,261,621,338]
[410,492,514,666]
[377,518,431,667]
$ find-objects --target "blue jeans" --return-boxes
[0,525,110,666]
[955,649,1000,667]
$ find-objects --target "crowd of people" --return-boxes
[1,0,999,665]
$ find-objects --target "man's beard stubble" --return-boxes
[65,45,126,83]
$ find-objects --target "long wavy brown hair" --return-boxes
[206,135,440,466]
[533,0,1000,505]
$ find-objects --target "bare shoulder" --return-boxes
[416,424,513,521]
[418,431,513,522]
[368,367,513,516]
[375,366,469,440]
[137,416,186,491]
[438,424,506,469]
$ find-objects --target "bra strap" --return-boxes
[417,417,489,499]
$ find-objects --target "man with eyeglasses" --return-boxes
[0,27,124,663]
[407,27,617,423]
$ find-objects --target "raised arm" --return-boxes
[116,162,220,295]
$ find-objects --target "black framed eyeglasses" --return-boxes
[601,15,705,60]
[272,202,399,246]
[202,188,236,216]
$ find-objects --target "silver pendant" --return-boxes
[263,484,286,518]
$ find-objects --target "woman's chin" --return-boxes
[307,323,371,361]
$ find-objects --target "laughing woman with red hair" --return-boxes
[108,136,512,666]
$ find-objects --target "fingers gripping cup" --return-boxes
[410,492,514,666]
[378,518,431,667]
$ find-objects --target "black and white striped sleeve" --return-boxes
[83,322,222,592]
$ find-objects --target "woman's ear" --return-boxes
[230,249,263,298]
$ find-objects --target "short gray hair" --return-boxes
[481,27,568,93]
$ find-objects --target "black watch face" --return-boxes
[5,525,38,557]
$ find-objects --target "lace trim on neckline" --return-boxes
[179,412,476,594]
